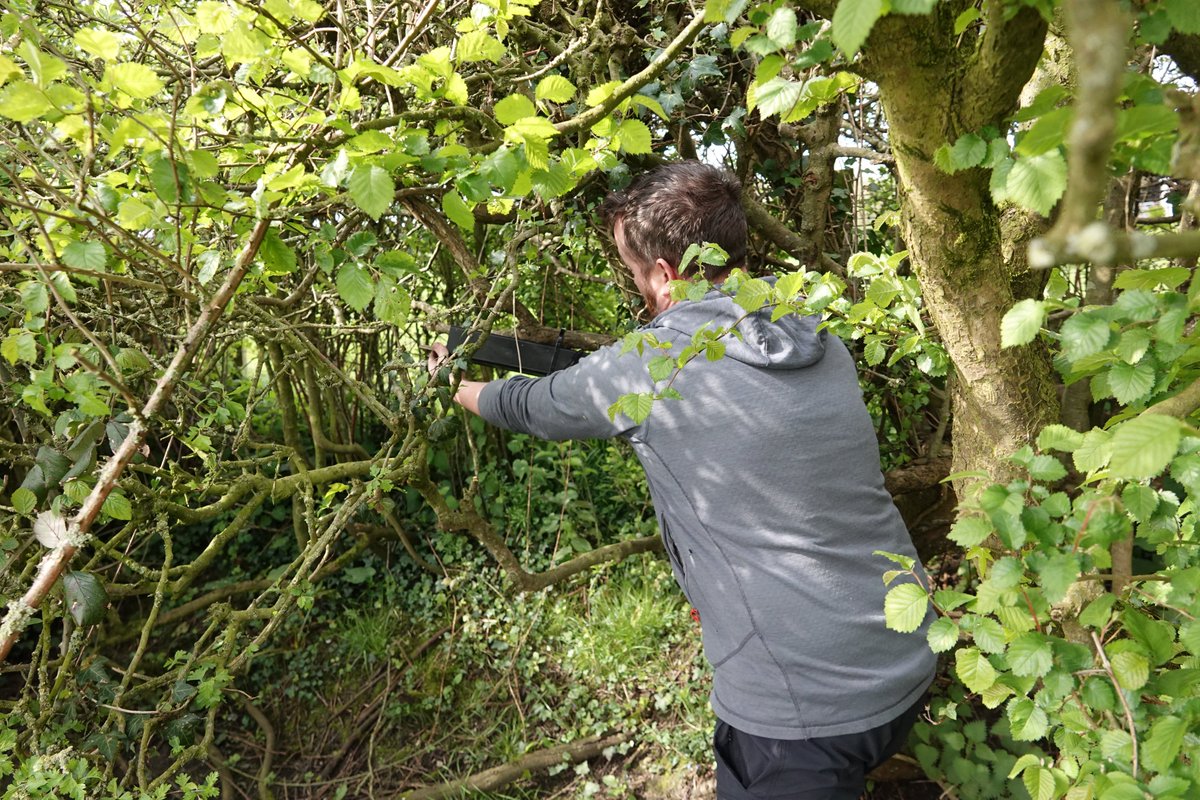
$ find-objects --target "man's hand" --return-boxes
[427,342,451,379]
[425,341,486,416]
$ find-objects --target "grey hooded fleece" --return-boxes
[477,283,936,740]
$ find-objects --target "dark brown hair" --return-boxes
[598,161,747,281]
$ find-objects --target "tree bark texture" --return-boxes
[860,5,1061,484]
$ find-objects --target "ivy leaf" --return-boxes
[883,582,928,633]
[63,571,109,626]
[1000,299,1045,348]
[831,0,883,56]
[336,262,375,312]
[1109,414,1182,480]
[1006,151,1067,216]
[535,75,576,103]
[347,165,393,220]
[926,617,959,653]
[955,647,997,693]
[106,62,163,99]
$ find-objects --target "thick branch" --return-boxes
[396,734,630,800]
[1029,224,1200,269]
[959,5,1049,130]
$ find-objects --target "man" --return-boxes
[430,161,936,799]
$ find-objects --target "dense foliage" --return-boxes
[2,0,1200,797]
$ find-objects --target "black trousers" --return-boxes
[713,697,923,800]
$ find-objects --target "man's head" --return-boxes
[599,161,747,317]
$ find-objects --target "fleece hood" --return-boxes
[651,276,826,369]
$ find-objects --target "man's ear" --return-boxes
[654,258,680,283]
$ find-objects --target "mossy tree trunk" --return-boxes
[854,4,1061,483]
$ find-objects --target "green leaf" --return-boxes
[495,93,536,124]
[955,647,997,693]
[12,487,36,514]
[441,190,475,229]
[616,119,653,154]
[949,133,987,171]
[347,165,393,220]
[62,241,106,271]
[622,393,654,424]
[1015,107,1072,157]
[831,0,883,56]
[106,62,163,99]
[1007,633,1053,678]
[884,582,928,633]
[1122,610,1175,666]
[1037,424,1084,453]
[1027,454,1066,482]
[1164,0,1200,35]
[766,7,798,47]
[1143,716,1186,774]
[1107,361,1155,406]
[1113,267,1190,291]
[373,277,411,325]
[1007,697,1049,741]
[21,280,48,316]
[74,28,121,61]
[927,617,959,653]
[457,30,506,63]
[948,516,992,547]
[1059,312,1111,360]
[751,77,802,118]
[1007,151,1067,216]
[1000,299,1045,348]
[0,80,52,122]
[336,263,375,312]
[890,0,937,13]
[1121,483,1158,524]
[734,277,772,312]
[63,571,108,626]
[102,493,132,520]
[1079,593,1117,629]
[954,7,980,33]
[863,337,886,366]
[1115,105,1179,142]
[536,75,576,103]
[1023,767,1056,800]
[1109,649,1149,690]
[258,229,296,275]
[1109,414,1182,480]
[531,162,574,198]
[1036,551,1080,605]
[2,331,37,364]
[1074,428,1113,473]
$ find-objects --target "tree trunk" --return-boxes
[862,6,1060,485]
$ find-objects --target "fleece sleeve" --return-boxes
[476,340,658,441]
